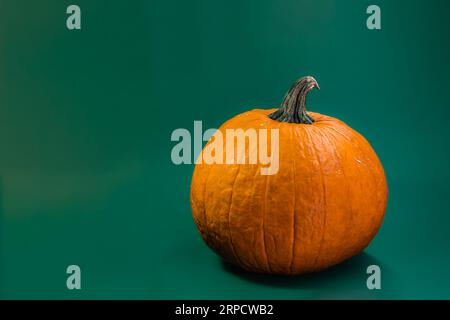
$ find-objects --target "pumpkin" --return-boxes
[190,76,388,275]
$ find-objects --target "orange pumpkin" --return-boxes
[190,76,388,275]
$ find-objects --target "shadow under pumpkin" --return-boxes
[221,252,390,295]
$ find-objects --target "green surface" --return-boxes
[1,0,450,299]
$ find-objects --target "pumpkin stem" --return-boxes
[269,76,320,124]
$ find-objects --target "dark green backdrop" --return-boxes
[1,0,449,299]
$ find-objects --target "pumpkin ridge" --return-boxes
[289,126,297,274]
[292,127,307,271]
[227,125,262,270]
[318,126,352,263]
[261,152,272,273]
[307,127,328,271]
[247,162,267,271]
[324,126,352,199]
[260,122,283,273]
[226,163,244,268]
[323,127,353,241]
[247,136,269,271]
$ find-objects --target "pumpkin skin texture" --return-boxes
[190,77,388,275]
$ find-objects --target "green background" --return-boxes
[1,0,449,299]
